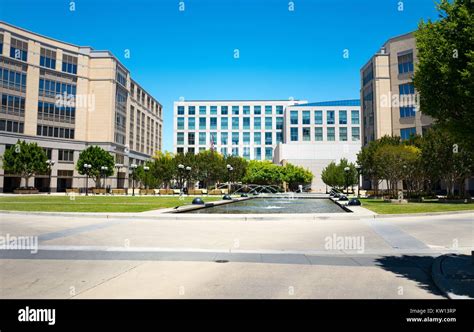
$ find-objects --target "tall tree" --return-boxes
[76,146,114,187]
[414,0,474,148]
[1,140,47,188]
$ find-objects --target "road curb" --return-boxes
[431,254,474,300]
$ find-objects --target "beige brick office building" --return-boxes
[360,32,433,145]
[0,22,163,192]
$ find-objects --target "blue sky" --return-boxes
[0,0,440,151]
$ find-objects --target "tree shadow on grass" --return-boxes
[375,255,445,297]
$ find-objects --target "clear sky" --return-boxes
[0,0,440,151]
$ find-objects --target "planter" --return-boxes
[139,189,155,195]
[111,189,126,195]
[92,188,106,195]
[13,189,39,194]
[389,199,408,204]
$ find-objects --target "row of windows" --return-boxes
[176,131,283,146]
[37,125,75,139]
[176,146,274,161]
[1,93,25,116]
[10,37,28,62]
[38,101,76,122]
[0,67,27,92]
[40,48,57,70]
[0,119,24,133]
[399,83,415,95]
[290,127,360,142]
[177,116,285,130]
[290,110,360,125]
[177,105,285,116]
[400,127,416,140]
[39,78,77,98]
[58,149,74,162]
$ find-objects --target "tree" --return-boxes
[283,163,313,191]
[414,0,474,149]
[76,146,114,188]
[1,140,47,188]
[321,159,357,191]
[321,162,342,189]
[224,155,248,184]
[150,151,176,189]
[243,160,283,186]
[194,150,226,190]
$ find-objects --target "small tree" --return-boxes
[243,160,284,186]
[151,151,176,189]
[283,163,313,191]
[76,146,114,188]
[1,140,47,188]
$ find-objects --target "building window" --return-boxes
[232,106,239,115]
[400,127,416,140]
[276,117,284,130]
[339,110,347,125]
[176,147,184,154]
[243,132,250,144]
[177,132,184,145]
[352,127,360,141]
[254,147,261,160]
[210,117,217,130]
[40,48,56,69]
[199,106,206,115]
[220,106,228,115]
[221,132,228,145]
[339,127,348,141]
[254,106,261,115]
[265,132,272,145]
[0,34,3,55]
[188,106,196,115]
[243,117,250,130]
[290,127,298,141]
[398,52,414,74]
[265,105,272,115]
[254,117,261,129]
[199,117,206,130]
[2,93,26,117]
[199,132,206,145]
[62,54,78,74]
[276,131,283,143]
[232,117,239,130]
[232,147,239,156]
[221,117,228,130]
[314,111,323,125]
[210,132,217,145]
[351,110,359,124]
[243,147,250,159]
[232,132,239,145]
[315,127,323,141]
[58,149,74,162]
[243,105,250,114]
[399,83,415,95]
[188,117,195,130]
[327,127,335,141]
[210,106,217,115]
[303,127,311,141]
[177,117,184,130]
[220,147,228,156]
[265,147,273,160]
[265,117,272,130]
[302,111,310,125]
[37,125,74,139]
[400,106,416,118]
[276,105,283,115]
[290,111,298,125]
[327,111,335,125]
[188,132,195,145]
[254,132,261,145]
[177,106,185,115]
[10,38,28,61]
[0,67,27,92]
[188,147,195,154]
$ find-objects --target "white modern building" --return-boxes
[173,100,307,161]
[275,99,361,192]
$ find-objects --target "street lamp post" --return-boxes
[356,165,362,198]
[177,164,185,194]
[143,166,150,190]
[83,163,92,196]
[226,164,233,195]
[46,159,55,195]
[344,166,350,195]
[185,166,191,194]
[130,164,138,196]
[115,163,123,190]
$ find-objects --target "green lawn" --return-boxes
[359,198,474,214]
[0,195,222,213]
